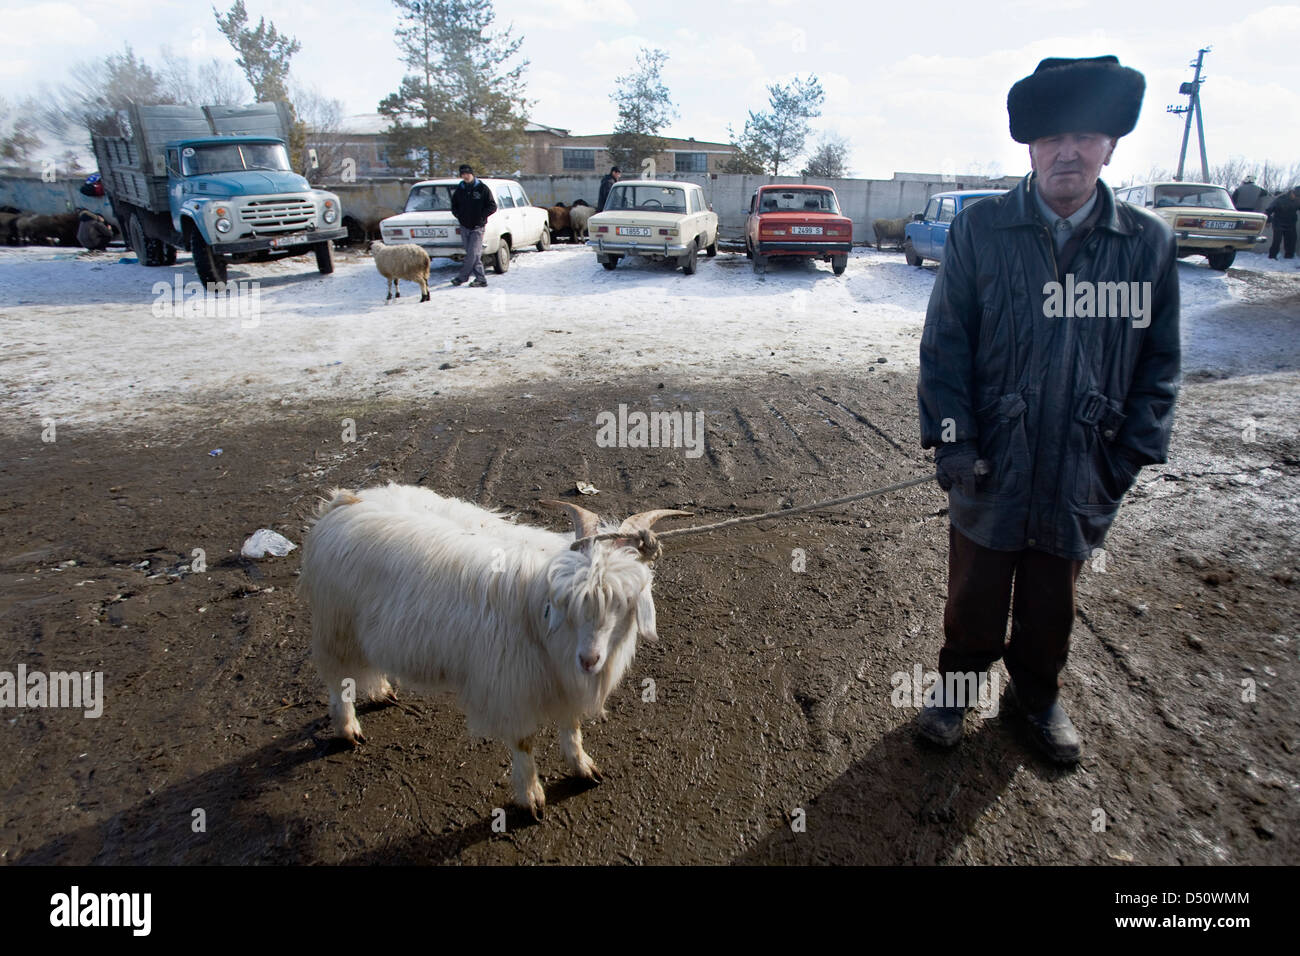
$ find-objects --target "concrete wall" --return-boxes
[517,172,1013,243]
[0,175,115,224]
[0,171,1016,243]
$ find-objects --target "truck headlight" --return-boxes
[215,217,232,233]
[323,200,338,224]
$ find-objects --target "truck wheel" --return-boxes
[314,240,335,274]
[191,231,228,286]
[1206,250,1235,270]
[903,238,923,267]
[163,245,178,266]
[492,238,511,274]
[706,237,718,257]
[127,213,167,266]
[679,240,698,275]
[536,227,551,252]
[831,254,848,276]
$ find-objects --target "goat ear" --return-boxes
[540,499,601,547]
[635,586,658,642]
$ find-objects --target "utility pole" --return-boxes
[1167,47,1210,182]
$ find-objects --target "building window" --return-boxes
[563,149,596,171]
[675,152,707,173]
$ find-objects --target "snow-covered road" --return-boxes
[0,242,1295,434]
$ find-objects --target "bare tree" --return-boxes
[37,45,174,145]
[159,47,250,105]
[294,84,348,182]
[801,133,850,178]
[0,96,42,165]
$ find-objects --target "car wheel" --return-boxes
[1206,250,1235,270]
[493,238,511,274]
[706,237,718,257]
[680,240,698,275]
[745,238,753,260]
[903,238,923,267]
[536,227,551,252]
[753,253,767,274]
[831,254,848,276]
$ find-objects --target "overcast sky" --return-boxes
[4,0,1297,181]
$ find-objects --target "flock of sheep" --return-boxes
[0,206,84,246]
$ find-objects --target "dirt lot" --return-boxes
[2,359,1296,864]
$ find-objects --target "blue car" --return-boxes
[903,189,1005,266]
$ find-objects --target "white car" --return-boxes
[379,178,551,273]
[587,180,719,274]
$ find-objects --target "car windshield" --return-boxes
[758,190,840,214]
[181,142,290,176]
[606,185,687,213]
[1153,185,1233,209]
[405,184,459,212]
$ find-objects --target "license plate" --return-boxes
[269,236,291,248]
[412,227,449,238]
[617,226,651,236]
[1203,219,1237,230]
[791,226,823,235]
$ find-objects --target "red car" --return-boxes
[744,184,853,275]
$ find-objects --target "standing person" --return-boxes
[450,164,497,287]
[1230,175,1267,212]
[598,165,621,210]
[1264,186,1299,260]
[915,55,1181,764]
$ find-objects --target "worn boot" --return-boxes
[1005,682,1081,764]
[915,681,970,748]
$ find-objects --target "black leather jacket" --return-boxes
[918,173,1181,560]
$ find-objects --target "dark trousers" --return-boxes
[456,226,487,281]
[938,525,1084,713]
[1268,226,1296,259]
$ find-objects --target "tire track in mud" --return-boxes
[474,443,510,504]
[815,389,907,454]
[731,407,771,466]
[765,401,826,470]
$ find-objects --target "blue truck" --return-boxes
[91,101,346,285]
[903,189,1005,267]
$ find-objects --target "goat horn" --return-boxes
[618,509,693,534]
[540,499,602,544]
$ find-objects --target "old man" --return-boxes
[915,56,1181,763]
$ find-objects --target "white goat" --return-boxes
[298,483,689,819]
[370,241,431,302]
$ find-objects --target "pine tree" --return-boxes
[729,75,824,176]
[605,48,676,176]
[379,0,530,178]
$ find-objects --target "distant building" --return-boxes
[311,115,739,178]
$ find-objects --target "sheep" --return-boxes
[298,483,690,818]
[568,201,595,241]
[872,216,910,251]
[369,241,430,302]
[547,203,572,242]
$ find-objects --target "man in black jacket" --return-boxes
[1265,187,1298,259]
[915,56,1180,763]
[450,164,497,286]
[598,166,621,210]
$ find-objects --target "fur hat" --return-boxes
[1007,55,1145,144]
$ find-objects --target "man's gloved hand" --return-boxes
[935,440,989,496]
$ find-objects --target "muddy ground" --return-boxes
[2,361,1296,865]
